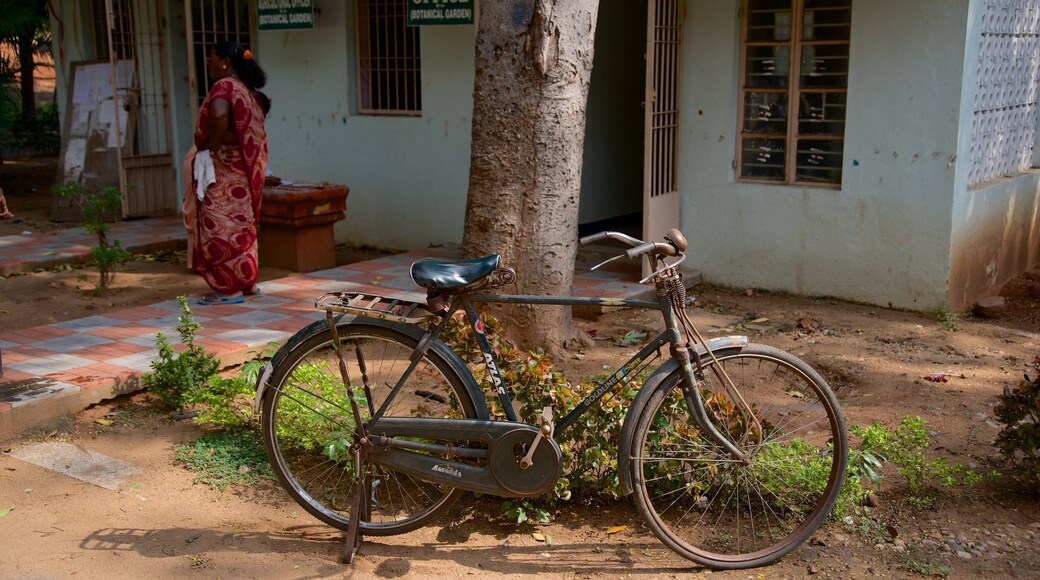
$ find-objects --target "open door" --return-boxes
[643,0,684,251]
[115,0,177,218]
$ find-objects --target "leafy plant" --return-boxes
[934,306,960,332]
[175,430,273,489]
[51,181,134,294]
[850,416,983,505]
[442,312,640,500]
[899,558,951,577]
[141,296,220,410]
[994,356,1040,485]
[192,342,280,430]
[501,499,550,524]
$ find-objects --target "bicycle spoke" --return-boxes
[633,346,846,569]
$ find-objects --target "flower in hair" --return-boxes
[243,49,253,60]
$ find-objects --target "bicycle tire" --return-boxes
[629,344,847,569]
[261,319,480,536]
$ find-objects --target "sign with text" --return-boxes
[407,0,475,26]
[257,0,314,31]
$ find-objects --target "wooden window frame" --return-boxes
[355,0,422,116]
[737,0,851,187]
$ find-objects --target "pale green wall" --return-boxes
[680,0,969,310]
[256,2,475,250]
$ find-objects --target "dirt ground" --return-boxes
[2,157,1040,578]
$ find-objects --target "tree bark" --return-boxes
[463,0,600,356]
[17,32,36,118]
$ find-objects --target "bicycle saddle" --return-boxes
[410,255,501,290]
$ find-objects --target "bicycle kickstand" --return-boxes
[325,312,372,563]
[342,445,370,563]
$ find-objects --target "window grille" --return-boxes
[737,0,852,186]
[186,0,253,105]
[356,0,422,115]
[649,0,683,198]
[969,0,1040,187]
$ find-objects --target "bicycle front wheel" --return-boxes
[261,320,479,536]
[630,344,847,569]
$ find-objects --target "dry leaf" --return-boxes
[94,418,113,426]
[606,525,627,535]
[532,533,546,542]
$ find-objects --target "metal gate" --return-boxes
[103,0,176,218]
[643,0,684,247]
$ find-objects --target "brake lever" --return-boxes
[638,253,688,284]
[590,253,626,271]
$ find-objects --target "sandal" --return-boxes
[244,285,263,296]
[198,293,244,305]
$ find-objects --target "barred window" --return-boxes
[738,0,852,185]
[356,0,422,115]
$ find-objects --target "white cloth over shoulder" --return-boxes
[193,149,216,200]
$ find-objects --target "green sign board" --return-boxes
[257,0,314,31]
[407,0,475,26]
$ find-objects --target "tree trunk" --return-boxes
[463,0,600,355]
[17,32,36,118]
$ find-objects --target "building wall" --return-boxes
[679,0,969,310]
[948,0,1040,308]
[257,3,475,250]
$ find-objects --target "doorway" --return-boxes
[580,0,684,246]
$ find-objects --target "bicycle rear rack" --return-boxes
[315,291,440,324]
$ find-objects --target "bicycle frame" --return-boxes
[457,292,671,433]
[363,286,746,460]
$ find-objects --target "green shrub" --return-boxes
[994,357,1040,486]
[51,181,133,294]
[10,102,59,153]
[442,312,637,500]
[850,416,983,505]
[192,343,279,430]
[141,296,220,410]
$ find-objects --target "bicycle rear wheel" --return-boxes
[261,320,479,536]
[630,344,847,569]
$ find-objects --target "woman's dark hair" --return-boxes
[212,39,267,91]
[254,90,272,115]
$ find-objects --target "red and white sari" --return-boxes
[182,77,268,295]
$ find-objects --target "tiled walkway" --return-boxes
[0,217,652,439]
[0,215,187,275]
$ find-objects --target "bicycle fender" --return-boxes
[253,316,488,419]
[616,335,749,496]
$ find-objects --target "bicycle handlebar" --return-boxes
[582,228,688,257]
[582,228,689,276]
[579,231,644,248]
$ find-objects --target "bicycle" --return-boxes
[254,228,848,570]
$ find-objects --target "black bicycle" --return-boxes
[254,228,848,570]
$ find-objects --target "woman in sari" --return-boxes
[182,39,269,305]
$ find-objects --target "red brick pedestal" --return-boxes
[259,183,349,272]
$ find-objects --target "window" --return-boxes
[356,0,422,115]
[738,0,852,185]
